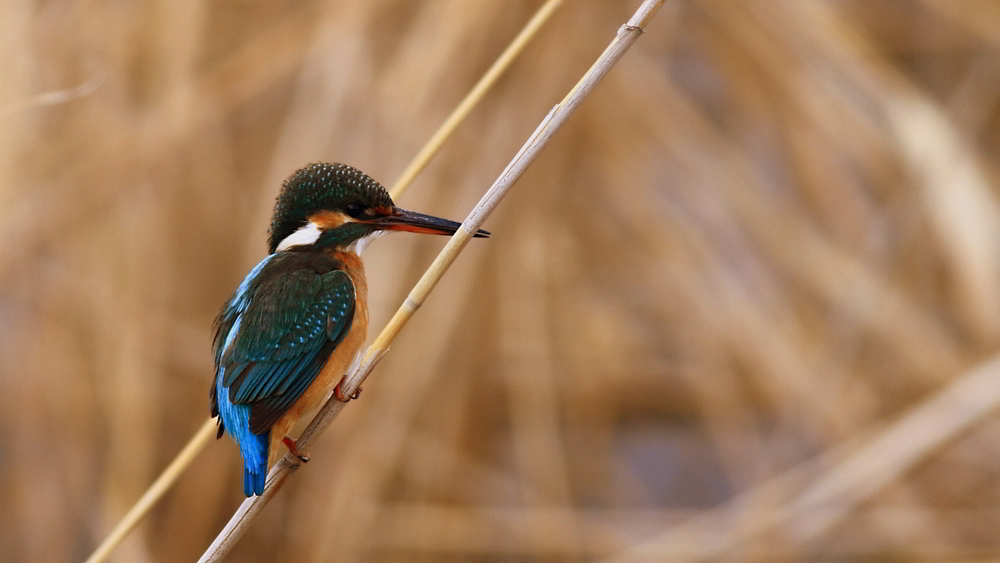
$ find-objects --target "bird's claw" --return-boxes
[282,436,310,462]
[333,377,362,402]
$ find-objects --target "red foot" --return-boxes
[282,436,310,462]
[333,376,362,402]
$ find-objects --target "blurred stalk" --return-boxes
[389,0,564,201]
[599,353,1000,561]
[84,419,216,563]
[0,72,104,119]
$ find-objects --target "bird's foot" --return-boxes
[333,376,362,402]
[282,436,310,463]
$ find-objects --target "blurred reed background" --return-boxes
[2,0,1000,561]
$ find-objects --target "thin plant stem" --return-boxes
[0,71,104,119]
[83,419,217,563]
[81,3,563,562]
[197,1,667,561]
[389,0,564,201]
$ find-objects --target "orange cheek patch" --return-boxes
[308,210,350,230]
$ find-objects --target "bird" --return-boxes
[210,162,489,496]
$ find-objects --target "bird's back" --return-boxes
[212,250,367,494]
[264,249,369,468]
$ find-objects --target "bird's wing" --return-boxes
[219,266,355,434]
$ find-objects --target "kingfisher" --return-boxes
[210,162,489,496]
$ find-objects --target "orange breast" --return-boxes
[267,250,368,467]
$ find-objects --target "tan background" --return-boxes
[3,1,1000,561]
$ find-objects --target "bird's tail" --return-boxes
[243,431,269,496]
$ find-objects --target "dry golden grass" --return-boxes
[2,1,1000,562]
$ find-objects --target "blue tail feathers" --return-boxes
[216,362,271,496]
[243,431,269,496]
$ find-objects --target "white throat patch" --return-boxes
[348,231,383,256]
[276,222,323,251]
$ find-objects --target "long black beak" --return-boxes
[369,208,490,238]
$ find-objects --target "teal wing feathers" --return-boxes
[219,266,355,434]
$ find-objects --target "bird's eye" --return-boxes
[344,203,364,218]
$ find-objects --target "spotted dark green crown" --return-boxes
[268,163,394,253]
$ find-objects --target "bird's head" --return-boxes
[268,163,489,254]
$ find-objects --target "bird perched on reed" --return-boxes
[210,163,489,496]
